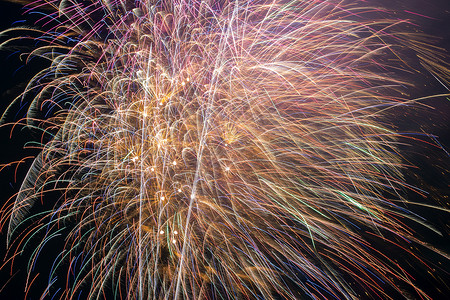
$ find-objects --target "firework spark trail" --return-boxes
[0,0,449,299]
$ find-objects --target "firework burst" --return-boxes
[0,0,449,299]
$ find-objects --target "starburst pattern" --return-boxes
[0,0,449,299]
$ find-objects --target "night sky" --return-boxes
[0,0,449,299]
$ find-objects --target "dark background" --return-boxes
[0,0,448,299]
